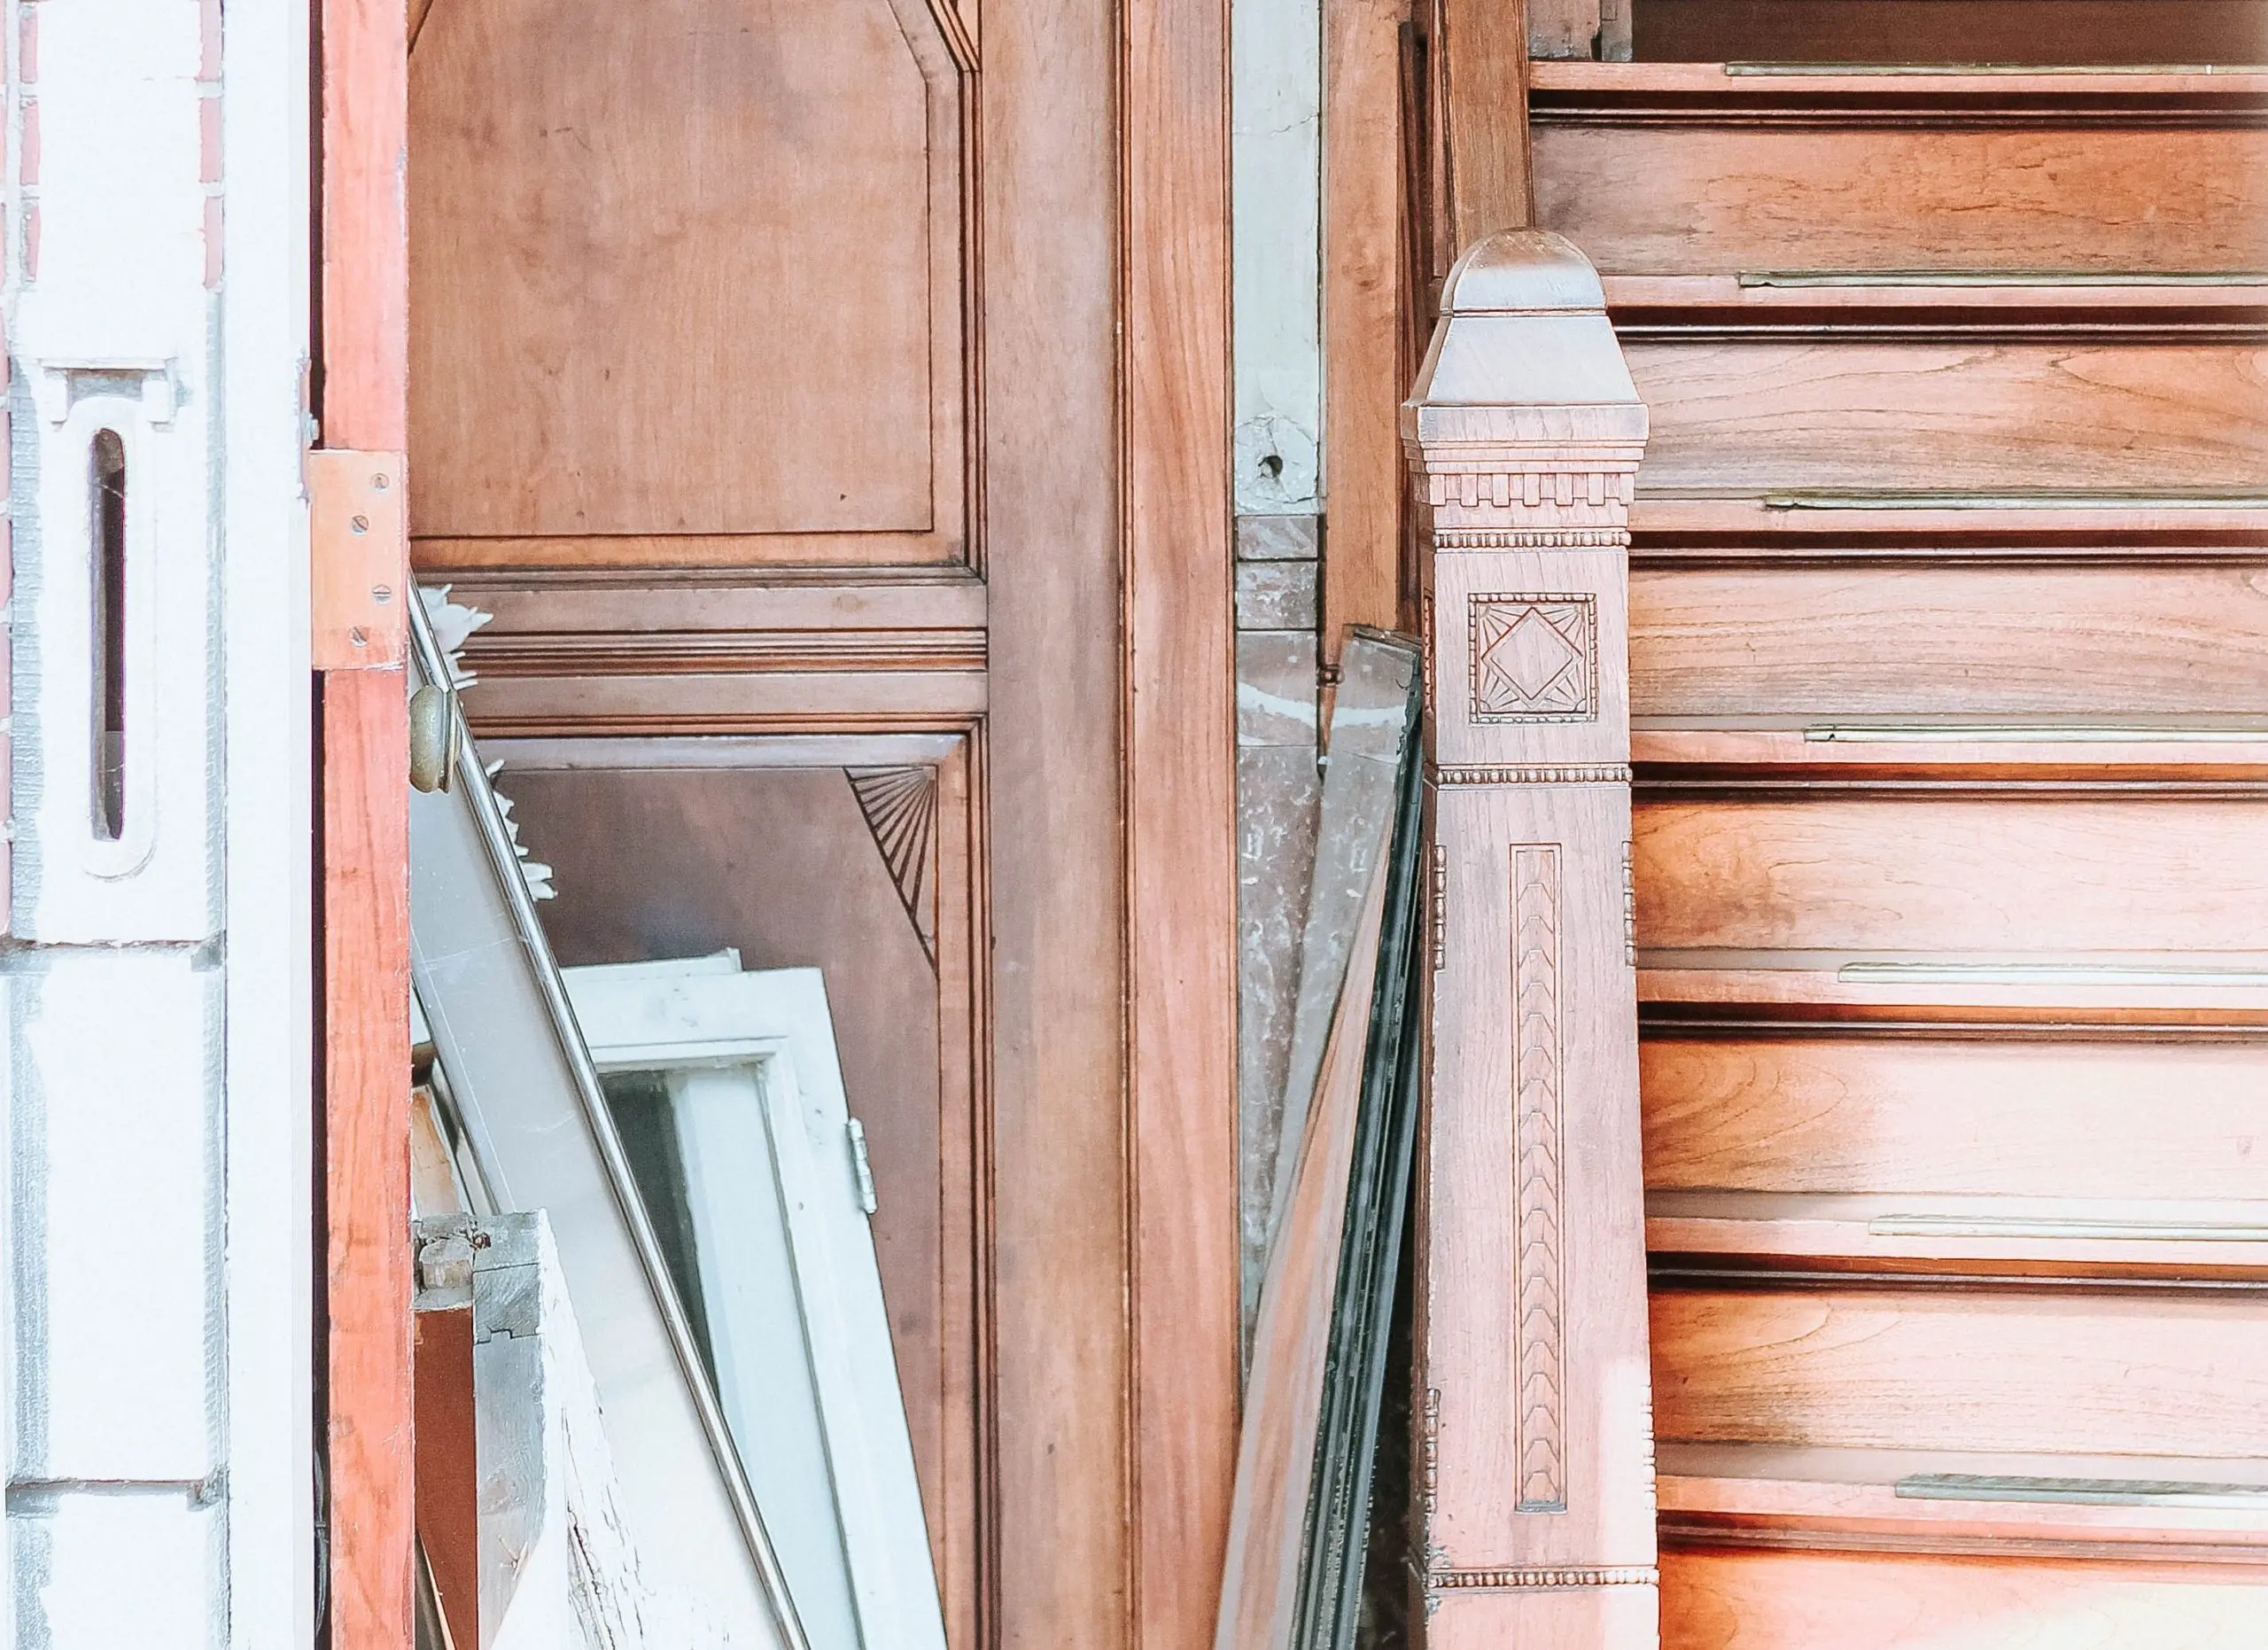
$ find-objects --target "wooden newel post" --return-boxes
[1405,230,1658,1648]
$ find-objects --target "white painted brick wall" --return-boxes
[12,1497,220,1650]
[4,0,313,1645]
[16,952,216,1481]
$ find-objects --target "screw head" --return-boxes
[350,514,370,534]
[349,626,369,647]
[371,584,393,603]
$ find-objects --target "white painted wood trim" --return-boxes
[1231,0,1324,511]
[221,0,317,1641]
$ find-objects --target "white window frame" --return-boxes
[562,959,948,1650]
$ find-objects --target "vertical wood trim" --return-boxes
[322,2,412,1648]
[322,0,408,454]
[1323,0,1410,656]
[1123,0,1239,1638]
[983,0,1134,1638]
[322,669,414,1650]
[1441,0,1533,250]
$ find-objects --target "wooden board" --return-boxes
[1323,0,1410,652]
[1660,1549,2268,1650]
[322,667,413,1650]
[1652,1288,2268,1457]
[321,0,412,1638]
[1634,798,2268,953]
[1625,342,2268,496]
[1643,1037,2268,1203]
[1441,0,1534,247]
[1632,565,2268,720]
[1125,0,1239,1632]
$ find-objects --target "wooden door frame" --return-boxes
[317,0,1237,1646]
[319,0,412,1645]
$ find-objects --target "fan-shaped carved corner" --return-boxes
[408,0,975,569]
[847,767,939,966]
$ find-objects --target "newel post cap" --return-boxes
[1403,230,1647,455]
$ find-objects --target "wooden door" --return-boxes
[1522,13,2268,1646]
[396,2,1237,1647]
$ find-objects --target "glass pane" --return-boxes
[600,1068,718,1373]
[598,1062,863,1646]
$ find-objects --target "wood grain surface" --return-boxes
[322,0,413,1643]
[1324,0,1410,656]
[1652,1288,2268,1457]
[1535,124,2268,277]
[1635,798,2268,953]
[1442,0,1534,248]
[322,668,414,1650]
[1628,0,2268,65]
[1627,342,2268,496]
[1632,565,2268,720]
[1643,1037,2268,1203]
[1124,0,1239,1631]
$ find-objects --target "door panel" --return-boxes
[479,747,978,1607]
[409,0,969,566]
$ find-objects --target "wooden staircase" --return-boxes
[1530,35,2268,1650]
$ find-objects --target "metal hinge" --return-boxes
[309,449,407,670]
[846,1117,878,1215]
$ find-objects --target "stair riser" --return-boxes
[1634,565,2268,719]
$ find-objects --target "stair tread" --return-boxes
[1639,952,2268,1020]
[1604,272,2268,337]
[1658,1444,2268,1554]
[1631,721,2268,778]
[1533,60,2268,96]
[1630,490,2268,541]
[1646,1190,2268,1279]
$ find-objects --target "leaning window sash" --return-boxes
[404,594,806,1650]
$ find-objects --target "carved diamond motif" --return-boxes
[1469,595,1596,722]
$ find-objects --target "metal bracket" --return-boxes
[310,449,407,670]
